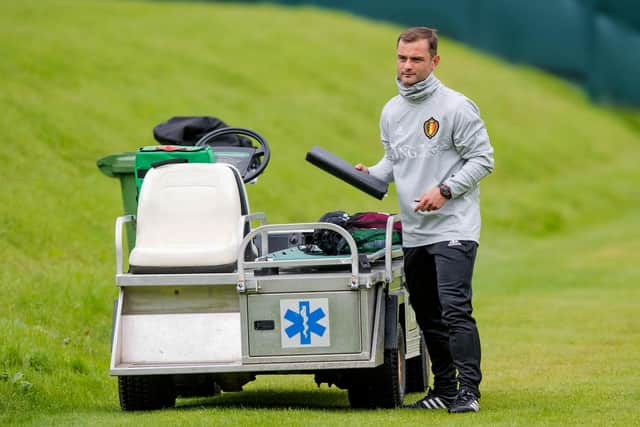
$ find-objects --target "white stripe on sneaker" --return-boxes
[420,397,448,409]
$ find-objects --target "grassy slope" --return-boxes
[0,0,639,425]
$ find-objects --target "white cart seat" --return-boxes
[129,162,248,273]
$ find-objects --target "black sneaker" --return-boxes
[448,388,480,413]
[404,388,456,409]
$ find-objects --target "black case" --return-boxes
[305,145,388,200]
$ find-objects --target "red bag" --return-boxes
[347,212,402,232]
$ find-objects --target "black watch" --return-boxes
[439,183,452,199]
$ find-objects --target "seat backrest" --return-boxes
[129,162,247,272]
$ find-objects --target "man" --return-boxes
[355,27,494,413]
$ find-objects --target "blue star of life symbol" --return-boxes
[283,300,327,345]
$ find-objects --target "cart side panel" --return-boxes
[115,284,242,365]
[388,275,421,358]
[245,290,362,357]
[120,313,240,363]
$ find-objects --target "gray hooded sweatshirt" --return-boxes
[369,74,494,247]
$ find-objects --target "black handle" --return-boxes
[151,158,189,168]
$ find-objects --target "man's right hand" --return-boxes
[355,164,369,174]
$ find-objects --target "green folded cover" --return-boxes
[134,145,215,194]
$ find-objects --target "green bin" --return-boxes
[97,152,138,254]
[134,145,214,194]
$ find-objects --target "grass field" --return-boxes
[1,0,639,425]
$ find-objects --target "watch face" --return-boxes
[440,184,452,199]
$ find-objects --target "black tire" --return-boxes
[375,324,406,408]
[347,324,406,409]
[118,375,176,411]
[406,332,430,393]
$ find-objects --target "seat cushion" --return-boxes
[129,163,245,272]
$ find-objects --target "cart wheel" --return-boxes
[118,375,176,411]
[405,332,430,393]
[374,324,406,408]
[347,324,406,408]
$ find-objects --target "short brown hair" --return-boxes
[397,27,438,58]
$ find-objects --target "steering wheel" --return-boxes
[195,127,270,183]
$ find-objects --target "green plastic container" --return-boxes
[97,152,138,253]
[134,145,215,193]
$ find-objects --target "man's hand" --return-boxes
[355,164,369,174]
[414,187,448,212]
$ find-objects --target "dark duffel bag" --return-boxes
[153,116,252,147]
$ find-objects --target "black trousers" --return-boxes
[403,241,482,397]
